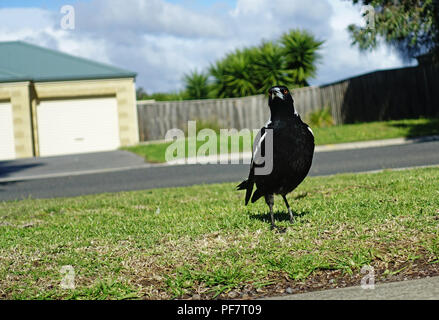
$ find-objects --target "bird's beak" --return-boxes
[271,88,284,100]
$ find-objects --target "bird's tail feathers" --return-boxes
[236,180,248,190]
[251,189,264,203]
[236,179,255,206]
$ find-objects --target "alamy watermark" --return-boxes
[60,265,75,289]
[60,5,75,30]
[361,265,375,290]
[361,5,375,30]
[164,121,273,175]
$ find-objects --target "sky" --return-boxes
[0,0,414,93]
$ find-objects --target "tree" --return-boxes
[253,41,294,93]
[209,48,258,98]
[143,29,323,101]
[223,48,258,97]
[136,87,149,100]
[348,0,439,63]
[135,86,186,101]
[209,29,323,98]
[183,70,210,100]
[280,29,324,87]
[208,59,229,98]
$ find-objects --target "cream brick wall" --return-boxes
[0,82,34,158]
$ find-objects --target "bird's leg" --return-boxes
[265,194,284,232]
[282,195,294,224]
[264,194,276,229]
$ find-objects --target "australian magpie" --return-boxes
[237,85,315,231]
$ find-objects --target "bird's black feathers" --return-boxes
[237,85,315,228]
[236,180,248,190]
[250,189,264,203]
[237,125,267,205]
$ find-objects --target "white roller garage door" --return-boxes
[0,102,16,161]
[37,97,120,157]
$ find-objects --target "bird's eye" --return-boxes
[283,89,288,94]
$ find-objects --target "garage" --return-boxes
[0,41,139,159]
[37,97,120,157]
[0,101,16,160]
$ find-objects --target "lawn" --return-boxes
[1,167,439,300]
[124,118,439,163]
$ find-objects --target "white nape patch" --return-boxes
[307,126,314,136]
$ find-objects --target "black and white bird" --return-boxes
[237,85,315,230]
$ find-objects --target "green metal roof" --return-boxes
[0,41,136,83]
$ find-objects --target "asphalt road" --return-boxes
[1,140,438,201]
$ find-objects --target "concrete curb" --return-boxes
[262,276,439,300]
[172,135,439,164]
[314,135,439,152]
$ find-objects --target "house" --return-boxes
[0,41,139,160]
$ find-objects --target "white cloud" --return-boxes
[103,34,239,91]
[0,8,52,43]
[229,0,333,43]
[0,8,56,31]
[0,0,412,93]
[75,0,228,38]
[312,0,409,85]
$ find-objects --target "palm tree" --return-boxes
[223,48,258,97]
[208,60,229,98]
[208,29,324,98]
[253,41,293,93]
[209,48,258,98]
[183,70,210,100]
[280,29,324,87]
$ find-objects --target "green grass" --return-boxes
[314,117,439,145]
[1,167,439,299]
[124,118,439,163]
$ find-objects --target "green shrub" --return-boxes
[183,70,210,100]
[307,107,334,128]
[184,119,222,135]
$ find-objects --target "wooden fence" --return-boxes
[137,65,439,141]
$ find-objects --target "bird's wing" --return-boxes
[237,123,269,205]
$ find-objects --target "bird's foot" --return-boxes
[288,208,295,224]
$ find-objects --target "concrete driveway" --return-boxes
[0,150,147,182]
